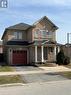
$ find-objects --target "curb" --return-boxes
[0,83,25,87]
[0,79,71,87]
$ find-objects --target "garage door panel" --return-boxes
[12,50,27,65]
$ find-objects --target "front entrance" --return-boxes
[12,50,27,65]
[34,46,55,62]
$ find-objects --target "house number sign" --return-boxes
[0,0,7,8]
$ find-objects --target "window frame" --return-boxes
[13,31,22,39]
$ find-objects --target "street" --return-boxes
[0,80,71,95]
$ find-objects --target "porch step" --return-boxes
[35,63,57,67]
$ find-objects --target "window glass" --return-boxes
[13,32,22,39]
[40,30,47,37]
[34,29,53,40]
[18,32,22,39]
[13,32,17,39]
[34,30,39,38]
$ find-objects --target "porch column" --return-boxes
[58,46,60,53]
[35,46,37,62]
[41,45,44,62]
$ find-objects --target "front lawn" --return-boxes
[0,66,14,72]
[64,63,71,69]
[59,71,71,79]
[0,75,25,84]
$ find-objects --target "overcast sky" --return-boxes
[0,0,71,44]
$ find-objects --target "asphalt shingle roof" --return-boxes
[7,23,32,30]
[2,23,33,39]
[7,40,34,46]
[33,40,62,46]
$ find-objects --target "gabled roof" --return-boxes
[33,16,58,30]
[2,16,58,40]
[7,23,32,30]
[65,43,71,47]
[2,23,32,39]
[65,43,71,45]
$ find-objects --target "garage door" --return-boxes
[12,50,27,65]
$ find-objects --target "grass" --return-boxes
[0,66,14,72]
[64,63,71,69]
[0,75,25,84]
[59,71,71,79]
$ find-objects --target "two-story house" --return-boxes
[2,16,58,65]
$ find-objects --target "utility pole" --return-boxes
[67,33,71,57]
[67,33,71,43]
[67,33,69,44]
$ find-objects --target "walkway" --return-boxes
[39,66,71,72]
[0,66,71,76]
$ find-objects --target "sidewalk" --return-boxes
[39,66,71,72]
[0,66,71,76]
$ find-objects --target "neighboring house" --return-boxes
[2,16,59,65]
[0,41,4,63]
[0,41,3,54]
[62,44,71,62]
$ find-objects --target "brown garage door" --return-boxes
[12,50,27,65]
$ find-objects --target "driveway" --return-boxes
[15,66,42,71]
[15,66,68,83]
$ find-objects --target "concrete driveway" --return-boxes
[15,66,42,71]
[15,66,68,83]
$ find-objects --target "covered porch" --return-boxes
[32,40,58,63]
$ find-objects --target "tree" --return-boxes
[56,46,70,65]
[56,49,65,65]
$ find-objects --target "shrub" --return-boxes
[63,56,70,65]
[56,48,70,65]
[0,54,4,62]
[56,49,65,65]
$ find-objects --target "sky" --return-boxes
[0,0,71,44]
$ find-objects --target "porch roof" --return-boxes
[7,40,34,46]
[6,40,62,46]
[33,40,62,46]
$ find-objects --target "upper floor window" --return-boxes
[47,31,52,35]
[34,29,47,38]
[40,30,47,38]
[33,28,53,41]
[13,32,22,39]
[46,31,53,38]
[34,29,39,38]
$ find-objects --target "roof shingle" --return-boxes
[7,23,32,30]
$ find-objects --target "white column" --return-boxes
[41,46,44,62]
[35,46,37,62]
[58,46,60,53]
